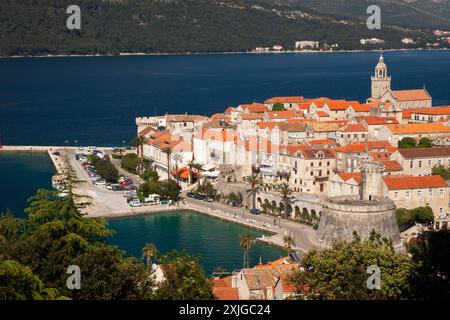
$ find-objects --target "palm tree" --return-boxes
[244,171,262,211]
[279,183,293,219]
[283,234,296,254]
[131,135,146,158]
[240,232,254,269]
[172,152,182,184]
[141,243,159,270]
[192,162,203,188]
[162,146,172,180]
[187,160,196,185]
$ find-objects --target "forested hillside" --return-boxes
[269,0,450,29]
[0,0,442,56]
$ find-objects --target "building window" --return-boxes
[418,161,422,168]
[406,191,411,200]
[409,160,413,169]
[311,162,313,167]
[417,190,422,198]
[394,192,399,200]
[327,161,330,166]
[440,189,444,198]
[429,189,433,198]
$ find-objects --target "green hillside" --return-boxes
[0,0,444,56]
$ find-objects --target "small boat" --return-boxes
[52,174,66,190]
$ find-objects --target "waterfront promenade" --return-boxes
[1,145,318,252]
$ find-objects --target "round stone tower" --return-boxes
[317,156,400,248]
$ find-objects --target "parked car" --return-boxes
[186,192,194,198]
[250,208,260,215]
[95,179,106,186]
[106,184,113,190]
[194,194,205,200]
[112,185,124,192]
[123,190,137,198]
[128,199,141,207]
[204,197,214,202]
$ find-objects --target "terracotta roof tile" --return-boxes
[383,175,448,190]
[337,172,361,184]
[264,96,304,104]
[392,89,431,101]
[386,123,450,135]
[398,147,450,158]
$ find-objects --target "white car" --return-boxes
[95,179,107,186]
[128,199,141,207]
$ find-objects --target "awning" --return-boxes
[202,163,216,171]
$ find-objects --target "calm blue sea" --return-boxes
[1,51,450,146]
[1,51,449,272]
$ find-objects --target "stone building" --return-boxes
[390,147,450,176]
[318,156,401,248]
[368,55,432,110]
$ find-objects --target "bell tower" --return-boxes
[371,54,391,100]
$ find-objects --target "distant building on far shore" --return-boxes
[401,38,415,45]
[295,41,319,50]
[272,45,284,51]
[360,38,384,45]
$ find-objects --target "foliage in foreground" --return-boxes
[288,230,450,300]
[288,233,414,300]
[0,189,212,300]
[396,206,434,228]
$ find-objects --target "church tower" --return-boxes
[371,54,391,100]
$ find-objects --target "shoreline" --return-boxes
[103,206,289,251]
[1,48,448,59]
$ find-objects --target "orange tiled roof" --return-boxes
[339,123,367,132]
[402,108,424,119]
[211,113,226,119]
[166,114,208,122]
[264,96,304,104]
[240,113,265,120]
[316,111,329,117]
[224,106,234,114]
[240,103,269,113]
[337,172,361,184]
[358,116,399,125]
[410,106,450,116]
[351,104,371,112]
[383,175,448,190]
[378,160,402,172]
[138,126,156,136]
[398,147,450,158]
[257,121,279,130]
[267,110,304,119]
[392,89,431,101]
[326,100,360,111]
[386,123,450,135]
[309,139,337,145]
[212,276,239,300]
[335,141,392,153]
